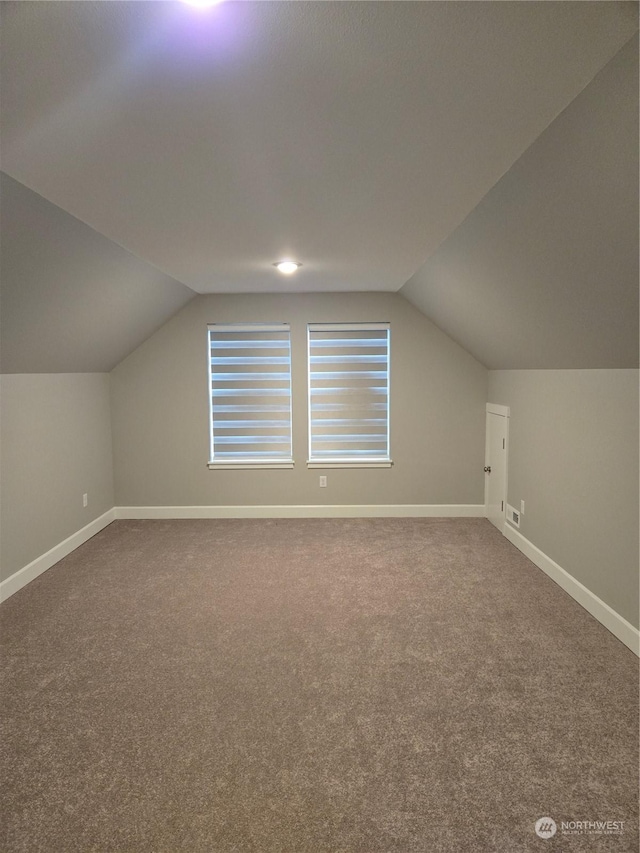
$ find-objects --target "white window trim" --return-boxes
[308,322,391,332]
[307,322,392,469]
[208,461,295,470]
[307,460,392,469]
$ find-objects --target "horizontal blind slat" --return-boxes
[212,389,291,397]
[214,451,291,459]
[210,340,289,349]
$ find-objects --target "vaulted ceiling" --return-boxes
[0,173,195,373]
[1,1,638,372]
[401,35,639,369]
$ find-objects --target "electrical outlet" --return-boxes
[319,476,327,488]
[520,499,525,516]
[83,493,88,508]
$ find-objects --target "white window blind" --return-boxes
[208,324,293,468]
[307,323,391,466]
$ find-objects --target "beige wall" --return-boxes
[488,369,639,628]
[111,292,488,508]
[0,373,114,581]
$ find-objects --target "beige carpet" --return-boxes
[1,518,637,852]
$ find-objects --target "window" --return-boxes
[207,324,293,469]
[307,323,391,467]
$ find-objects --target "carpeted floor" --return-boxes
[1,518,637,852]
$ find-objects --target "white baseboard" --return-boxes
[115,504,485,520]
[0,509,116,603]
[503,524,639,656]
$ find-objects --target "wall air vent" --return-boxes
[506,504,520,529]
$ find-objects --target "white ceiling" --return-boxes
[1,1,637,295]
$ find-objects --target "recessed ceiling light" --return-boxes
[273,261,302,275]
[181,0,223,8]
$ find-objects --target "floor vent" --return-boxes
[506,504,520,528]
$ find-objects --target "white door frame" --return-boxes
[485,403,510,533]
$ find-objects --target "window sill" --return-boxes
[208,461,295,470]
[307,460,393,469]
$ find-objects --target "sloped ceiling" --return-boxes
[401,36,639,370]
[1,1,637,295]
[0,174,195,373]
[1,2,638,374]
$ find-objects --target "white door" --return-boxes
[485,404,509,532]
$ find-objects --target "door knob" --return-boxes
[484,466,491,473]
